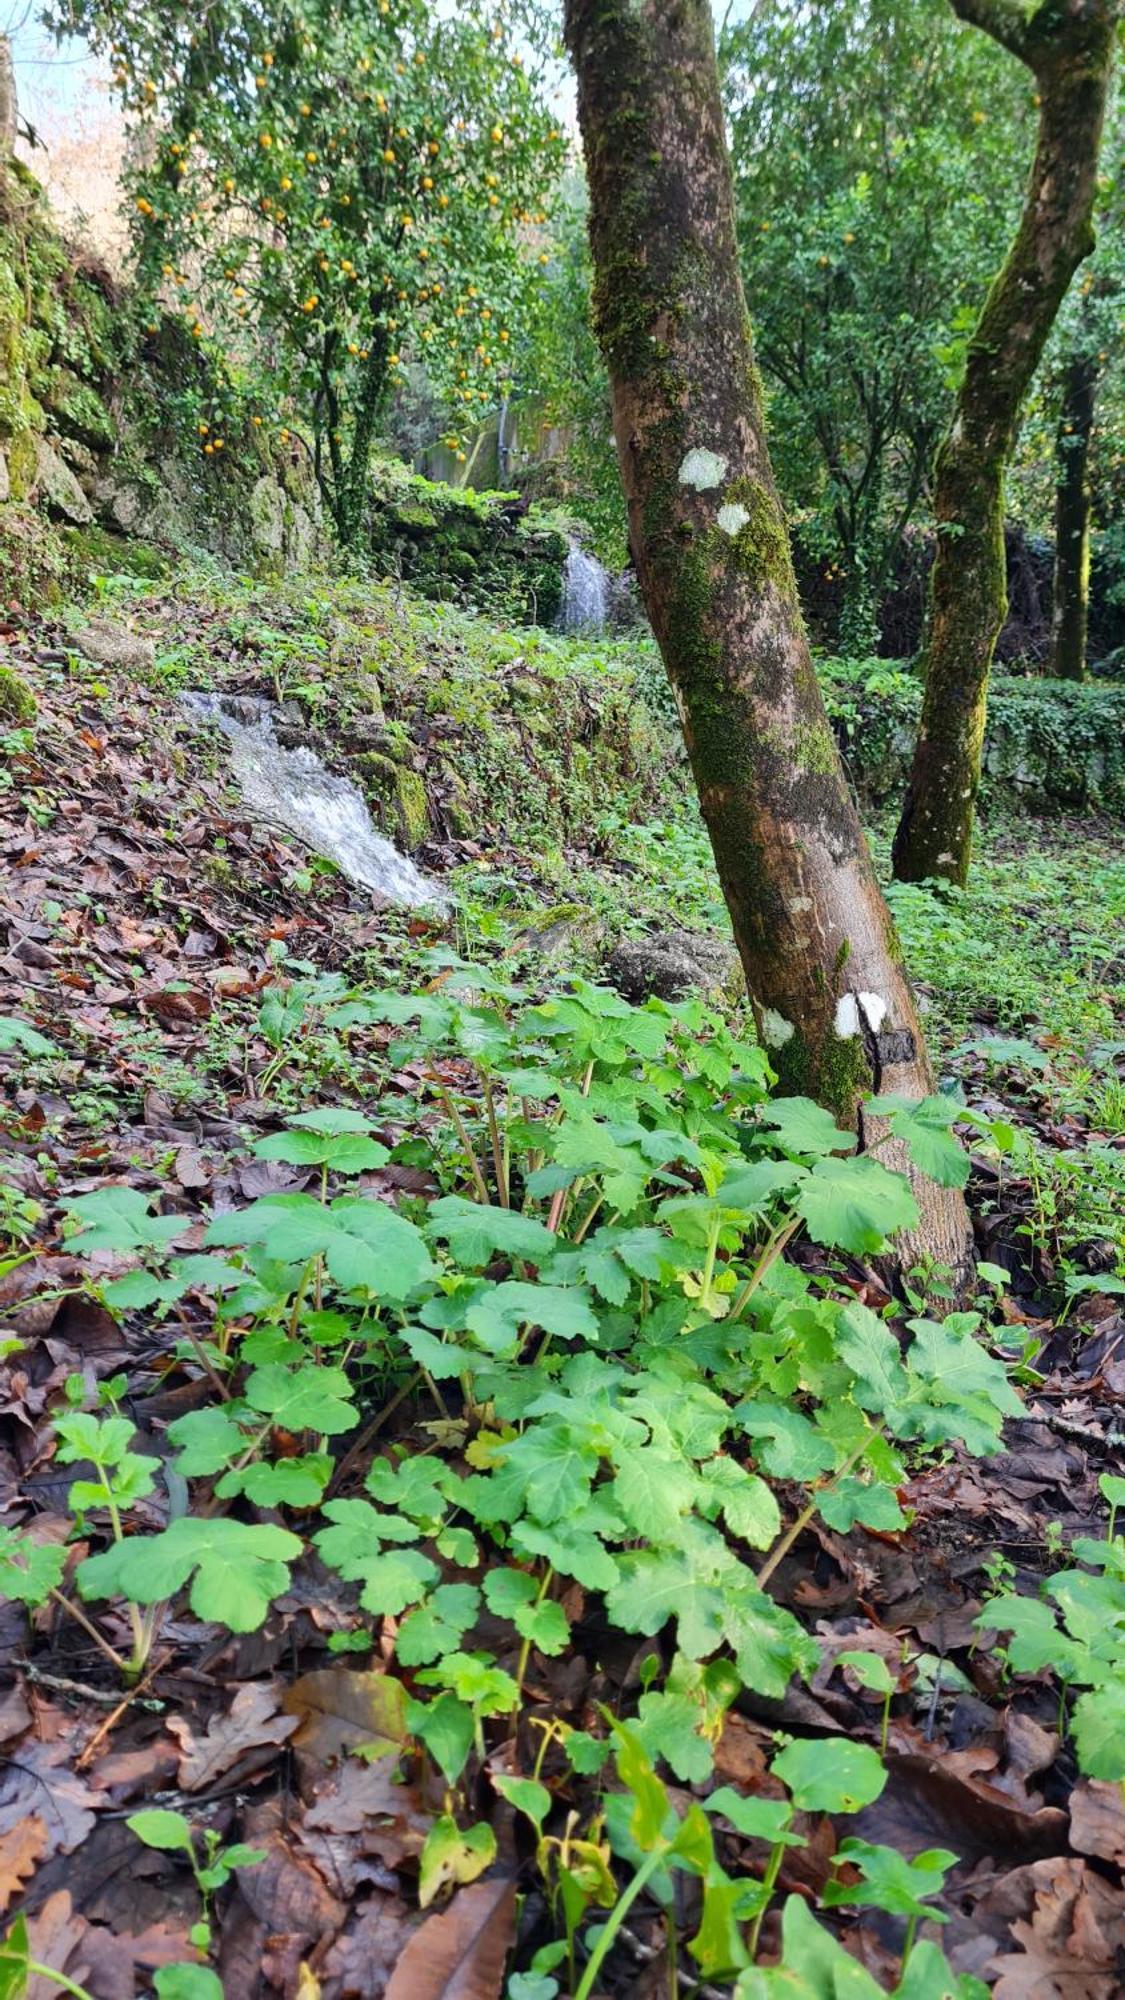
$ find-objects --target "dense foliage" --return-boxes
[52,0,564,541]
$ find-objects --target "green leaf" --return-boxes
[734,1896,885,1998]
[127,1808,195,1856]
[154,1970,225,2000]
[1072,1683,1125,1781]
[837,1650,895,1696]
[493,1774,552,1830]
[611,1447,702,1542]
[78,1517,303,1631]
[407,1690,474,1785]
[418,1814,496,1910]
[209,1194,434,1300]
[314,1501,438,1615]
[758,1098,857,1158]
[817,1478,907,1533]
[772,1736,887,1813]
[868,1095,969,1190]
[465,1280,598,1354]
[822,1838,956,1919]
[838,1301,911,1413]
[699,1458,781,1549]
[252,1124,390,1172]
[796,1156,919,1255]
[427,1195,556,1267]
[0,1015,58,1057]
[0,1531,67,1606]
[395,1584,481,1668]
[705,1788,803,1847]
[244,1361,357,1434]
[65,1186,184,1253]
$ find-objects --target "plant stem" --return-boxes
[482,1075,510,1208]
[756,1432,877,1588]
[429,1072,490,1205]
[0,1952,97,2000]
[510,1568,554,1728]
[574,1843,670,2000]
[47,1586,128,1673]
[748,1838,786,1959]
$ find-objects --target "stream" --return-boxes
[183,692,450,911]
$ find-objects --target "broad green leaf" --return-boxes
[772,1736,886,1813]
[418,1814,496,1910]
[465,1280,598,1354]
[758,1099,857,1158]
[492,1773,551,1829]
[396,1584,481,1667]
[252,1126,390,1172]
[314,1500,438,1614]
[0,1016,58,1057]
[868,1094,969,1189]
[407,1690,474,1785]
[699,1458,781,1549]
[154,1969,224,2000]
[822,1837,956,1919]
[705,1788,803,1847]
[127,1808,195,1856]
[78,1517,302,1631]
[427,1195,556,1267]
[611,1448,702,1542]
[838,1301,911,1413]
[796,1156,919,1255]
[244,1361,357,1434]
[1072,1683,1125,1781]
[0,1532,66,1606]
[65,1186,184,1253]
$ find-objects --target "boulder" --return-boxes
[72,615,155,674]
[606,928,744,1005]
[34,437,92,525]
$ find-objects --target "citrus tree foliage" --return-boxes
[722,0,1031,651]
[56,0,564,541]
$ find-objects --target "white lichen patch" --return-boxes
[857,992,888,1033]
[761,1007,795,1048]
[678,447,728,491]
[717,502,750,537]
[787,895,813,915]
[835,994,861,1038]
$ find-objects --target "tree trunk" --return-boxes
[1049,345,1098,680]
[892,0,1118,887]
[564,0,972,1281]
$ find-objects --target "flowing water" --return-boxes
[183,692,450,911]
[557,538,609,634]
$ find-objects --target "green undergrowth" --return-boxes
[7,963,1114,1997]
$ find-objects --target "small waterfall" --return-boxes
[557,538,609,635]
[182,693,450,911]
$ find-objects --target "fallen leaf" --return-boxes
[0,1739,108,1863]
[0,1814,47,1912]
[284,1669,409,1764]
[1070,1780,1125,1868]
[168,1680,300,1790]
[320,1894,418,1998]
[384,1876,517,2000]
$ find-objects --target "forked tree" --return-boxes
[892,0,1120,883]
[563,0,973,1279]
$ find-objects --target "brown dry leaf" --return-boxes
[1070,1780,1125,1868]
[320,1895,418,1999]
[0,1814,47,1912]
[284,1668,409,1764]
[384,1877,517,2000]
[236,1798,348,1940]
[168,1680,300,1790]
[989,1856,1125,1999]
[22,1892,92,2000]
[0,1737,108,1863]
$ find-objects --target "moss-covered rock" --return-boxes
[0,659,35,723]
[43,367,116,453]
[0,505,73,606]
[357,750,431,851]
[366,457,568,626]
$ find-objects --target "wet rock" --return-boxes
[34,438,92,526]
[606,928,744,1005]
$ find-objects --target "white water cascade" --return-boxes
[556,538,610,635]
[183,692,450,911]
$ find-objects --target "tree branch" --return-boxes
[948,0,1035,65]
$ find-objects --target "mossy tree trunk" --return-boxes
[564,0,973,1280]
[1049,344,1099,680]
[892,0,1118,886]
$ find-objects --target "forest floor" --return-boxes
[1,562,1124,1999]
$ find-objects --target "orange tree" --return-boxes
[58,0,564,543]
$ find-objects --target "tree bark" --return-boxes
[564,0,973,1281]
[892,0,1118,886]
[1049,345,1099,679]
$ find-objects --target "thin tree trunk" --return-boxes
[892,0,1118,886]
[564,0,972,1281]
[1049,346,1098,679]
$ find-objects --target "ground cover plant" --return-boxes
[0,557,1122,1996]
